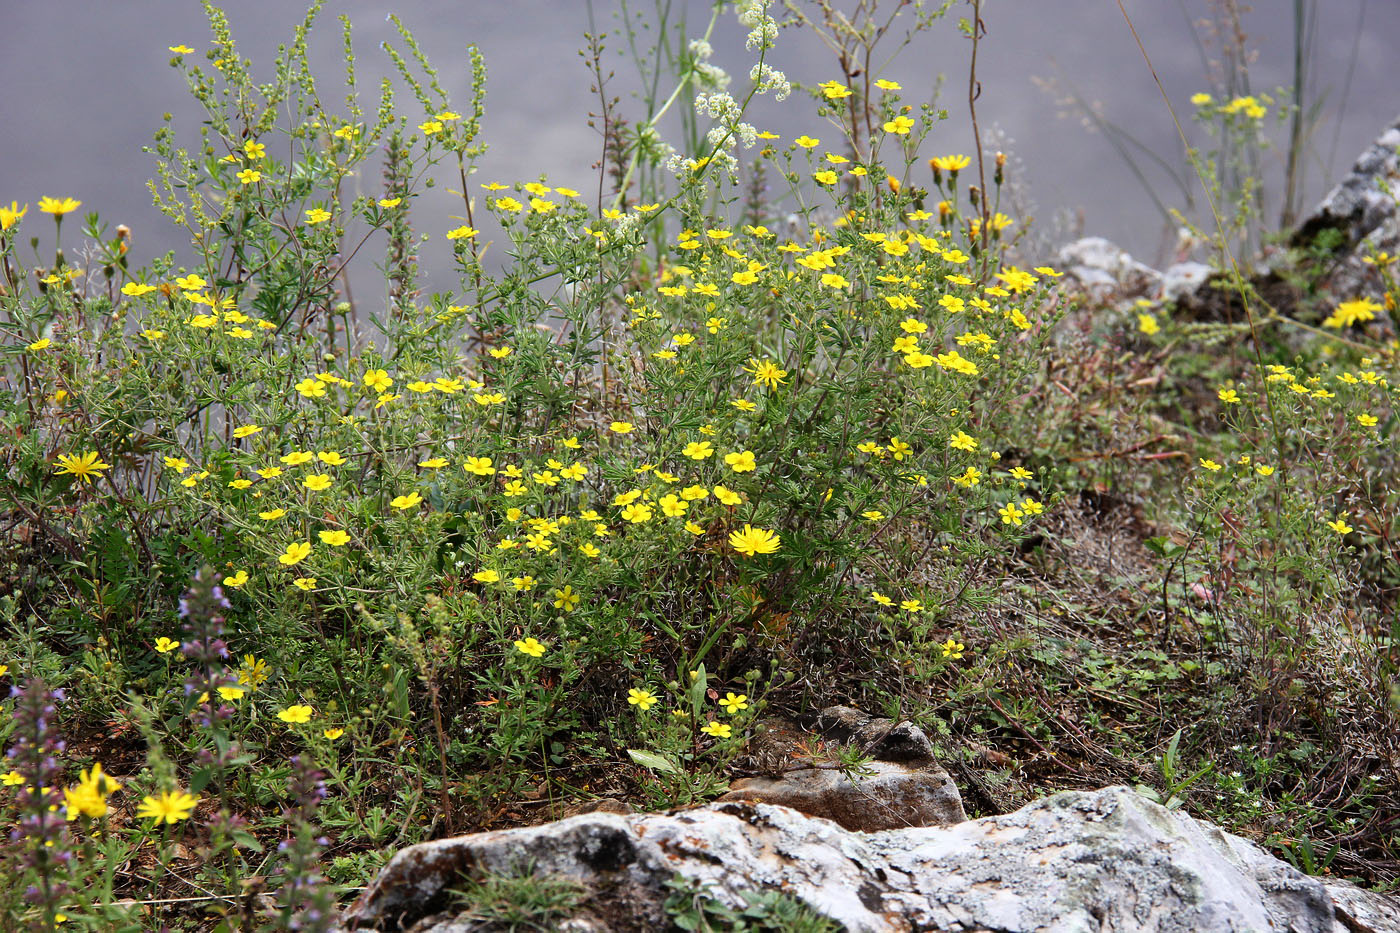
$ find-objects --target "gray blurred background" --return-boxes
[2,0,1394,289]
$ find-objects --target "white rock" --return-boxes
[335,785,1399,932]
[1057,236,1163,302]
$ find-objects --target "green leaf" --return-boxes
[627,749,680,774]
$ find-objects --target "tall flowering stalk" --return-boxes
[5,681,72,931]
[174,568,249,905]
[271,755,335,932]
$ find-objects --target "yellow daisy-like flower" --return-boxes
[728,524,780,557]
[137,789,199,824]
[54,451,110,484]
[38,196,82,215]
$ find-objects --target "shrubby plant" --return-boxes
[0,0,1396,927]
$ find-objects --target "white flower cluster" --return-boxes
[689,38,730,90]
[613,210,643,237]
[750,63,790,101]
[694,92,741,122]
[736,0,778,51]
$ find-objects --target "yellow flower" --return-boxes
[514,636,547,657]
[258,508,286,521]
[473,569,501,584]
[621,502,654,523]
[1218,388,1240,404]
[719,692,749,714]
[363,369,393,392]
[813,170,839,186]
[949,430,978,452]
[713,485,743,507]
[323,728,344,740]
[724,450,757,473]
[627,688,659,711]
[700,720,732,739]
[0,201,28,230]
[553,586,579,611]
[464,456,496,476]
[744,357,787,390]
[728,524,780,557]
[168,45,195,54]
[1327,517,1353,535]
[277,705,314,724]
[883,115,915,135]
[1198,459,1222,472]
[303,474,333,491]
[278,541,312,566]
[222,570,249,588]
[794,135,820,149]
[998,502,1025,526]
[237,655,270,688]
[1137,314,1160,335]
[683,441,715,460]
[54,451,110,484]
[218,686,245,701]
[391,491,423,510]
[292,577,317,591]
[304,208,332,225]
[137,789,199,824]
[318,529,351,547]
[232,424,262,439]
[941,638,965,659]
[1324,297,1383,328]
[38,196,82,215]
[929,154,970,173]
[235,169,261,185]
[609,421,634,434]
[154,637,180,654]
[817,80,851,99]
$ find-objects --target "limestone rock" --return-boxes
[1291,115,1400,306]
[1296,116,1400,252]
[333,785,1400,933]
[1161,260,1213,302]
[1057,235,1163,303]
